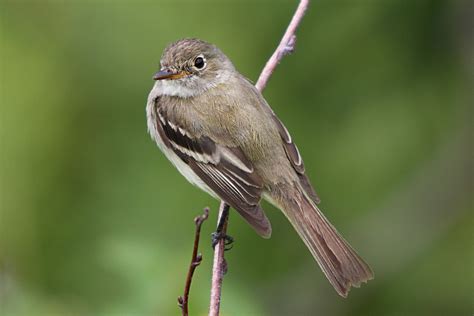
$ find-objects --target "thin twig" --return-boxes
[255,0,310,92]
[209,1,310,315]
[209,202,230,316]
[178,208,209,316]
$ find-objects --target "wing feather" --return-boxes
[271,114,321,204]
[154,104,272,237]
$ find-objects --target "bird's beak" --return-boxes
[153,68,189,81]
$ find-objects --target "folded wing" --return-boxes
[154,104,272,238]
[271,112,321,204]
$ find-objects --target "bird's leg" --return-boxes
[211,234,233,251]
[211,204,234,250]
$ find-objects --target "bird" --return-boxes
[146,38,373,297]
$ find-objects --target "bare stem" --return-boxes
[255,0,309,92]
[209,0,310,315]
[178,208,209,316]
[209,202,230,316]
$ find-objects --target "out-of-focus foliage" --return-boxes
[1,0,472,315]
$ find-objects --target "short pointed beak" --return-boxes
[153,68,190,81]
[153,69,176,80]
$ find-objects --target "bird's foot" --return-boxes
[211,231,234,251]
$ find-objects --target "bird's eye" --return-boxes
[194,56,205,69]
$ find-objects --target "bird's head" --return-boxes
[153,38,236,98]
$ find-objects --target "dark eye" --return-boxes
[194,57,205,69]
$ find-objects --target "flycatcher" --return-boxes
[146,38,373,297]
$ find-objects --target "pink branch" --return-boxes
[209,202,229,316]
[209,0,310,315]
[255,0,309,91]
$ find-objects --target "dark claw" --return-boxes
[224,235,234,251]
[211,232,220,249]
[211,231,234,250]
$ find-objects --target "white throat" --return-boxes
[159,79,199,98]
[156,71,232,98]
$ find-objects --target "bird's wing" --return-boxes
[269,110,321,204]
[238,77,321,205]
[153,102,272,238]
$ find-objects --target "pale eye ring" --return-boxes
[194,55,206,69]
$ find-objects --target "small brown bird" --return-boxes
[146,38,373,297]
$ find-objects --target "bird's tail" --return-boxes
[269,184,374,297]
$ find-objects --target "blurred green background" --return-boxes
[1,0,472,315]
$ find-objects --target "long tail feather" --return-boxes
[272,186,374,297]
